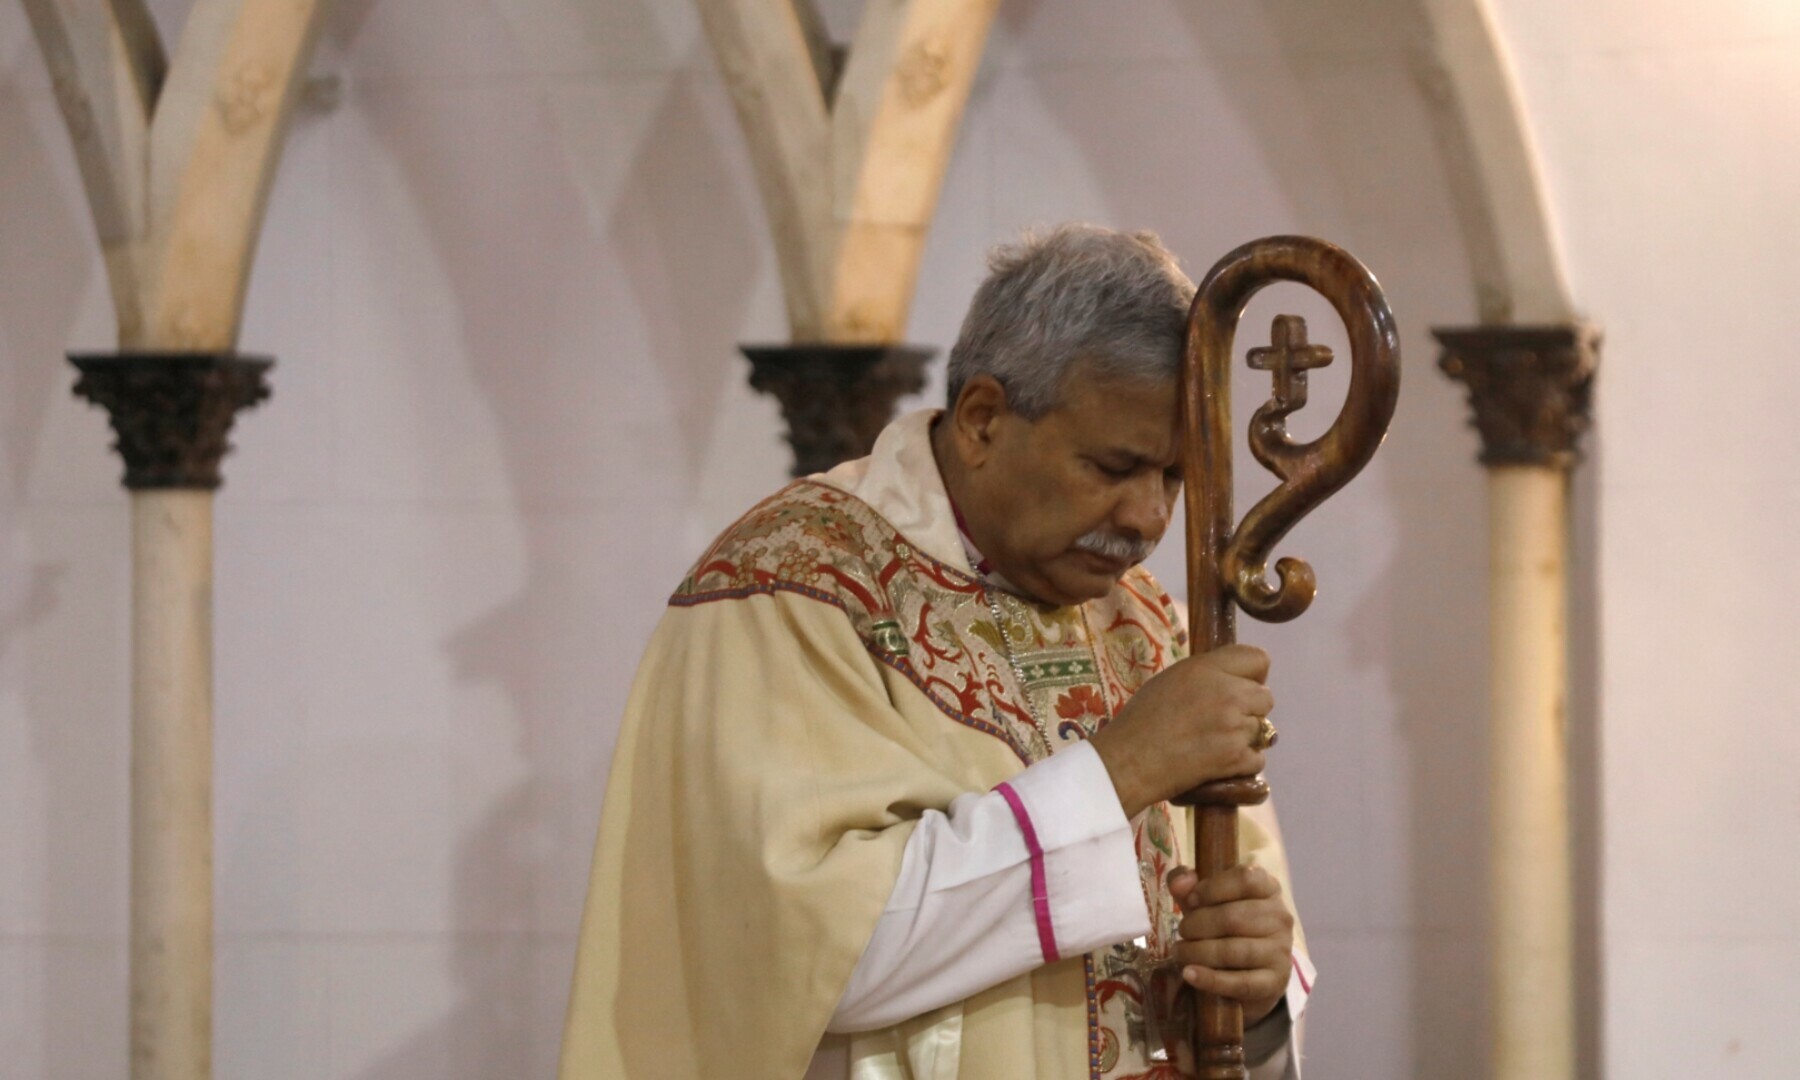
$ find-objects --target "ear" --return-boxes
[947,374,1010,467]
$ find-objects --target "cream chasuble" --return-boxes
[560,410,1309,1079]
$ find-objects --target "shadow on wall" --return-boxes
[994,0,1497,1075]
[1565,427,1603,1080]
[0,62,128,1080]
[0,58,78,620]
[325,0,761,1075]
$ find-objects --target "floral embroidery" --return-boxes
[1056,684,1110,721]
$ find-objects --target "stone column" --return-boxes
[1435,325,1598,1080]
[696,0,999,476]
[70,352,272,1080]
[741,344,933,475]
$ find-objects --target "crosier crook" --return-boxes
[1173,237,1401,1079]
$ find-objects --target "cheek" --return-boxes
[998,471,1069,551]
[1030,474,1114,551]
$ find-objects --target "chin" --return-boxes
[1046,569,1125,606]
[1013,554,1129,606]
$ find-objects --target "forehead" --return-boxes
[1049,367,1180,455]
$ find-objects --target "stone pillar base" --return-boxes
[69,352,273,490]
[740,344,934,476]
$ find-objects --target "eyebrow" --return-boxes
[1092,448,1143,466]
[1097,448,1180,472]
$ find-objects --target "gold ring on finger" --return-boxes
[1252,715,1279,751]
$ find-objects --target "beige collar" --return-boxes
[813,408,974,576]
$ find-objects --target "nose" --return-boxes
[1115,471,1172,542]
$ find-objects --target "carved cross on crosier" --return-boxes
[20,0,327,351]
[1248,314,1334,420]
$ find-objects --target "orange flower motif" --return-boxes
[1055,684,1108,720]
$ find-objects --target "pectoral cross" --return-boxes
[1248,314,1334,419]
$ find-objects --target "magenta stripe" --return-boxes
[1293,954,1312,994]
[995,781,1060,963]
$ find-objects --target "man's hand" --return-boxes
[1168,865,1294,1026]
[1087,645,1272,819]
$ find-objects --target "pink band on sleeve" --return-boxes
[1293,953,1312,994]
[995,781,1061,964]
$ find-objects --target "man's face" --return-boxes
[965,365,1183,606]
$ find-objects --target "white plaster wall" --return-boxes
[0,2,1500,1077]
[1490,2,1800,1075]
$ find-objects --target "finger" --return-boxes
[1189,866,1282,909]
[1173,937,1289,972]
[1205,644,1270,683]
[1206,706,1257,743]
[1181,964,1287,1005]
[1232,748,1267,778]
[1165,866,1200,906]
[1238,684,1275,720]
[1179,899,1294,944]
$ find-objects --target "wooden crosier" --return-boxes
[1176,237,1400,1078]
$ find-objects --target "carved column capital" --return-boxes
[741,344,935,476]
[1434,324,1599,469]
[70,352,273,490]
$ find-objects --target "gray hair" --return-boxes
[946,224,1196,419]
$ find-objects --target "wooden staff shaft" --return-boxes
[1181,273,1267,1080]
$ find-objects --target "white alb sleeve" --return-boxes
[827,742,1149,1033]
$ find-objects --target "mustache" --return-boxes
[1072,528,1157,566]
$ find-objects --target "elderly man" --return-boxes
[560,225,1315,1079]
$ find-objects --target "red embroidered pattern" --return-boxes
[674,482,1174,762]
